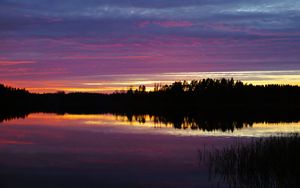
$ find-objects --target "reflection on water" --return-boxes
[0,113,299,187]
[1,113,300,137]
[0,113,232,188]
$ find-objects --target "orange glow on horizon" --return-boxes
[2,113,300,137]
[2,70,300,93]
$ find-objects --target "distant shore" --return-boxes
[2,78,300,113]
[2,78,300,130]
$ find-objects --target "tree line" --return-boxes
[1,78,300,114]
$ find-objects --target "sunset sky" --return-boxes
[1,0,300,93]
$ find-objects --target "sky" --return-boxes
[1,0,300,92]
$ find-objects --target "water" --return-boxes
[0,113,299,187]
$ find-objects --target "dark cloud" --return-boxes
[1,0,299,38]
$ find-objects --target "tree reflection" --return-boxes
[115,113,300,132]
[0,111,29,123]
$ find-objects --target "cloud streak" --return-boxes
[0,0,299,91]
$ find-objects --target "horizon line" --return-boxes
[2,70,300,94]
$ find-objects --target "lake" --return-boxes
[0,113,299,188]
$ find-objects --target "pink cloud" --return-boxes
[62,54,157,60]
[0,60,35,66]
[138,20,194,28]
[0,67,68,78]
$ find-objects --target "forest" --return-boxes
[1,78,300,125]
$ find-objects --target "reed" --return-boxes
[201,134,300,188]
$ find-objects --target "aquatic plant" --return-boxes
[201,134,300,188]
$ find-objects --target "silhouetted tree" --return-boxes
[1,78,300,126]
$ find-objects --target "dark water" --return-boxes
[0,113,299,187]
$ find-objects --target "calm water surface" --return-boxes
[0,113,299,188]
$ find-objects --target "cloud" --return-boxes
[0,0,299,87]
[138,20,194,28]
[0,60,35,66]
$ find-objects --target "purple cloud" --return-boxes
[0,0,299,92]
